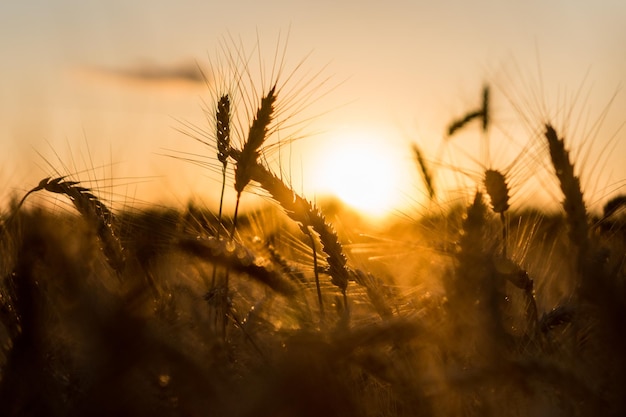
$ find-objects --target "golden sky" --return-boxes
[1,1,625,217]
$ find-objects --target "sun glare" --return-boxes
[310,130,408,218]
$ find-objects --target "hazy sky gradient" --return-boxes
[1,1,625,214]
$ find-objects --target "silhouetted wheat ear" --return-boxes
[484,169,509,214]
[234,85,277,194]
[544,124,588,252]
[247,161,350,294]
[457,191,489,265]
[447,85,490,137]
[215,94,231,235]
[481,85,489,132]
[412,144,435,200]
[18,177,126,273]
[484,169,510,257]
[602,194,626,220]
[447,110,482,137]
[216,94,231,167]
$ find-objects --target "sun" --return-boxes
[309,129,408,218]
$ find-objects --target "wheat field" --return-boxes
[0,44,625,417]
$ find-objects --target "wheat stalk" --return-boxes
[544,124,588,255]
[484,169,510,215]
[228,155,351,321]
[210,94,232,318]
[447,85,490,137]
[481,85,490,132]
[447,110,482,137]
[231,85,277,237]
[18,177,125,274]
[216,94,231,231]
[484,169,510,257]
[216,95,231,167]
[234,85,277,196]
[412,144,435,200]
[230,143,352,296]
[249,162,350,292]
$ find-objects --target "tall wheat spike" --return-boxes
[481,85,490,132]
[484,169,510,257]
[413,144,435,200]
[234,85,277,195]
[17,177,125,274]
[210,94,232,320]
[544,124,588,256]
[216,94,231,232]
[231,85,277,236]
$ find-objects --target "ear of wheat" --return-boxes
[481,85,490,132]
[413,144,435,200]
[18,177,125,274]
[484,169,510,257]
[602,194,626,220]
[231,86,277,237]
[234,85,277,195]
[447,85,490,137]
[216,94,231,168]
[456,191,489,288]
[246,162,350,295]
[447,110,482,137]
[544,125,588,255]
[216,94,231,232]
[484,169,510,215]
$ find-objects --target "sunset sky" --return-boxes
[1,1,625,217]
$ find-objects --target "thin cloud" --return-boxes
[79,60,209,87]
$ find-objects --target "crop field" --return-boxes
[0,42,625,417]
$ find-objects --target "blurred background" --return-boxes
[1,0,625,218]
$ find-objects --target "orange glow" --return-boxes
[309,130,411,218]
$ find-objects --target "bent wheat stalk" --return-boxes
[248,162,350,294]
[18,177,125,274]
[447,85,490,137]
[227,151,350,318]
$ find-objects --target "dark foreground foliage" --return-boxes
[0,195,625,417]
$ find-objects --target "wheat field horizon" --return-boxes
[1,33,626,416]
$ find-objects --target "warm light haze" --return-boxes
[1,1,625,217]
[3,3,626,415]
